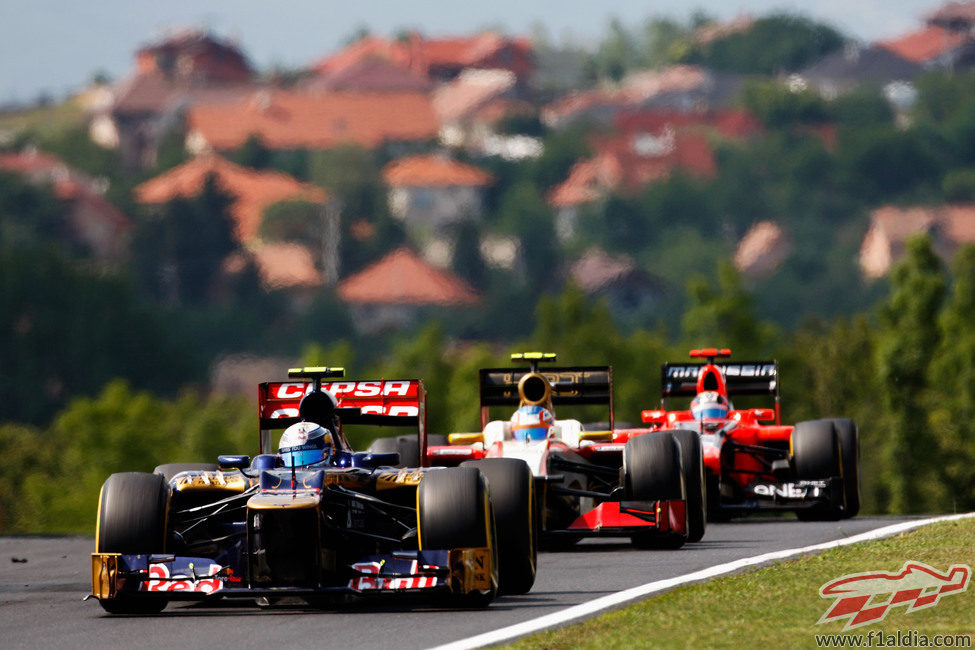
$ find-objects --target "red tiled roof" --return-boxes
[0,150,69,176]
[878,25,971,63]
[337,247,479,305]
[549,128,716,208]
[187,90,438,151]
[310,57,432,92]
[383,155,492,188]
[311,32,533,80]
[134,155,327,242]
[433,69,516,123]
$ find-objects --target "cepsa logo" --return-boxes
[266,381,420,418]
[817,561,971,630]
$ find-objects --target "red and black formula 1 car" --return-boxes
[90,367,535,614]
[631,348,860,521]
[419,353,704,549]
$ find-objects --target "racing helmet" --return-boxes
[278,421,335,467]
[510,405,554,442]
[691,392,729,420]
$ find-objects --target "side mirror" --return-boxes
[448,432,485,445]
[217,454,250,470]
[750,408,776,422]
[641,410,667,424]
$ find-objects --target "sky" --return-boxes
[0,0,945,105]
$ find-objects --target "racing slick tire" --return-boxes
[827,418,861,519]
[153,462,219,483]
[670,429,707,543]
[792,420,842,521]
[462,458,536,595]
[95,472,169,614]
[418,467,498,607]
[623,433,685,549]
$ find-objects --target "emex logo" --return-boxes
[817,561,971,630]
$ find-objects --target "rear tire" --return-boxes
[623,433,685,549]
[153,462,219,483]
[418,467,498,607]
[462,459,536,595]
[96,472,169,614]
[367,435,420,467]
[670,430,707,543]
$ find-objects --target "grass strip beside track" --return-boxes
[506,517,975,650]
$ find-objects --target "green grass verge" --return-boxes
[508,517,974,649]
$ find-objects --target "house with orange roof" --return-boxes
[0,149,130,262]
[383,154,492,265]
[548,112,727,241]
[542,65,743,130]
[878,1,975,68]
[134,155,337,287]
[734,221,793,279]
[301,56,432,93]
[310,32,535,90]
[185,89,439,154]
[860,204,975,278]
[434,68,540,158]
[89,29,259,170]
[568,248,662,323]
[336,246,479,333]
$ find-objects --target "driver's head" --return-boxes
[510,404,554,441]
[278,421,335,467]
[691,391,729,420]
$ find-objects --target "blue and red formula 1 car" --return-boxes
[633,348,860,521]
[423,353,704,548]
[90,367,535,614]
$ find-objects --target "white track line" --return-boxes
[431,512,975,650]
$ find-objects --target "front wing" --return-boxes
[91,547,492,605]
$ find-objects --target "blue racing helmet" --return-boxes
[278,421,335,467]
[691,392,729,420]
[510,405,554,442]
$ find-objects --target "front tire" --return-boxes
[829,418,860,519]
[96,472,169,614]
[670,429,707,543]
[462,458,536,595]
[792,420,841,521]
[623,433,685,549]
[418,467,498,607]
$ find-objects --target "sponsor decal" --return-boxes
[272,380,416,400]
[348,560,438,591]
[144,562,224,593]
[817,561,971,630]
[752,481,826,499]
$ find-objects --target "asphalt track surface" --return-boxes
[0,517,920,649]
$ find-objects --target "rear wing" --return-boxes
[478,366,613,428]
[258,379,426,455]
[660,360,779,418]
